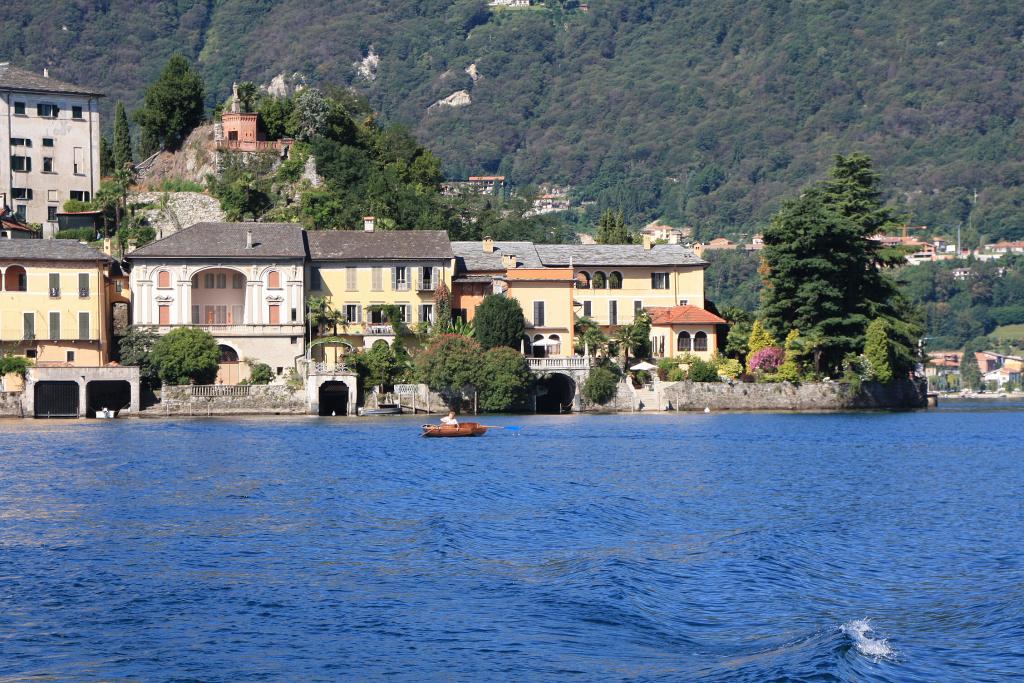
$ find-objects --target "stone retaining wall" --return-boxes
[0,392,25,417]
[658,378,927,411]
[149,384,308,416]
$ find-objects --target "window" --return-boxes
[268,304,281,325]
[78,312,90,340]
[157,270,171,288]
[49,312,61,340]
[66,351,75,363]
[397,304,411,323]
[679,299,689,306]
[694,331,708,352]
[11,188,32,200]
[309,267,321,291]
[592,271,607,289]
[23,313,34,340]
[11,156,31,172]
[533,301,545,327]
[233,273,245,289]
[47,206,57,222]
[115,279,124,294]
[79,273,90,297]
[609,300,618,326]
[634,300,643,316]
[651,272,669,289]
[191,305,200,324]
[13,101,25,115]
[15,205,26,220]
[344,304,361,323]
[49,273,60,297]
[419,266,434,290]
[291,307,297,322]
[204,273,215,289]
[43,157,53,173]
[582,300,592,317]
[547,334,561,356]
[26,349,37,358]
[42,138,54,148]
[72,106,83,119]
[204,306,228,325]
[70,190,90,201]
[231,305,243,324]
[419,303,434,324]
[677,331,691,352]
[37,103,59,118]
[73,147,84,174]
[268,270,281,289]
[609,271,623,289]
[10,138,31,147]
[158,305,170,325]
[393,266,409,291]
[369,306,386,324]
[216,273,227,289]
[371,267,383,291]
[346,267,358,291]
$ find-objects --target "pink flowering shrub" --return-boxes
[748,346,784,372]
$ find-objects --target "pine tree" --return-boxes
[113,102,133,169]
[134,54,205,152]
[596,209,630,244]
[864,319,894,383]
[959,339,984,391]
[746,320,776,356]
[99,136,114,176]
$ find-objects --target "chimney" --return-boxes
[642,234,653,251]
[246,228,253,249]
[102,237,113,256]
[363,216,375,232]
[502,254,517,270]
[482,236,494,253]
[43,68,49,78]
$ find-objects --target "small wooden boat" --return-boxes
[421,422,489,438]
[358,403,402,416]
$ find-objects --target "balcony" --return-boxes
[417,279,437,292]
[527,356,591,371]
[49,288,60,298]
[365,324,395,336]
[145,323,305,336]
[309,361,351,375]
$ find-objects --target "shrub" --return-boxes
[749,346,784,373]
[582,365,620,404]
[478,346,533,411]
[688,358,720,382]
[159,178,205,192]
[246,361,274,384]
[55,227,98,241]
[118,326,161,388]
[474,295,526,350]
[415,334,483,409]
[150,327,220,385]
[0,354,31,378]
[714,356,743,379]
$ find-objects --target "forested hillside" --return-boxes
[3,0,1023,238]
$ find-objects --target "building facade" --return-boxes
[0,239,115,366]
[127,222,307,383]
[0,64,103,237]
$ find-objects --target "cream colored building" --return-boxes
[0,64,103,237]
[127,222,307,383]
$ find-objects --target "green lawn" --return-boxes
[991,324,1024,342]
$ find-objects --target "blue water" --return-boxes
[1,403,1023,681]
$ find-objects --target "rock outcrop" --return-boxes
[129,191,226,239]
[428,90,472,111]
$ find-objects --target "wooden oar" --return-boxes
[479,425,522,431]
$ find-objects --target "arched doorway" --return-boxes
[86,380,132,417]
[34,381,80,418]
[216,345,240,385]
[319,381,349,416]
[536,373,576,414]
[3,265,27,292]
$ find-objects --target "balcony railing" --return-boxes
[311,361,350,375]
[146,323,304,335]
[191,384,251,398]
[417,279,437,291]
[527,356,591,371]
[365,324,395,336]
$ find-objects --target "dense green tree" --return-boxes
[611,311,651,367]
[864,319,895,383]
[351,340,407,389]
[434,280,452,330]
[99,136,114,176]
[574,315,608,357]
[474,295,526,350]
[595,209,631,245]
[582,365,620,405]
[415,334,483,409]
[150,327,220,386]
[113,101,134,169]
[478,347,533,412]
[118,326,160,388]
[134,54,205,152]
[246,361,274,385]
[959,338,985,390]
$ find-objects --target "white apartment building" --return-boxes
[0,63,103,237]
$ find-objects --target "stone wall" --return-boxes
[657,378,927,411]
[0,392,25,417]
[151,384,308,416]
[130,191,226,239]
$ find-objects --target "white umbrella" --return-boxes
[530,338,561,348]
[630,361,658,371]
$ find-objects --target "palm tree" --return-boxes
[236,81,259,113]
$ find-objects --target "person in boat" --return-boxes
[440,410,459,427]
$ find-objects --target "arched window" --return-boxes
[533,333,547,359]
[157,270,170,288]
[694,331,708,352]
[4,266,27,292]
[608,271,623,289]
[592,271,607,289]
[219,345,239,363]
[548,334,561,356]
[267,270,281,289]
[575,271,591,289]
[677,331,691,352]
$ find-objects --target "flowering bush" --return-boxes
[748,346,784,373]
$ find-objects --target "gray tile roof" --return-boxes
[535,244,706,267]
[451,241,543,271]
[127,222,307,260]
[0,238,111,262]
[0,63,105,97]
[308,230,452,261]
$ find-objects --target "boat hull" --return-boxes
[421,422,488,437]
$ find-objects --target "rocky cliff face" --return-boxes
[129,191,225,239]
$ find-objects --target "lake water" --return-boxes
[1,402,1022,681]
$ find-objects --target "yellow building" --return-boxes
[646,305,726,361]
[0,239,114,366]
[306,224,455,363]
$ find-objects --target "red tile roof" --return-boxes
[647,305,727,326]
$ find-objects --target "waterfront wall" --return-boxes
[0,391,25,417]
[658,378,927,411]
[150,384,308,416]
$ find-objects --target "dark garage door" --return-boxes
[34,381,80,418]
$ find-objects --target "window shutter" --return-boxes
[49,273,59,294]
[391,267,398,291]
[79,273,89,295]
[533,301,545,327]
[49,312,61,340]
[79,312,89,340]
[24,313,34,339]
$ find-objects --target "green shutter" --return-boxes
[49,273,60,295]
[23,313,34,340]
[79,312,90,340]
[79,273,89,296]
[49,312,61,340]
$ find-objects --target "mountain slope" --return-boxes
[3,0,1023,238]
